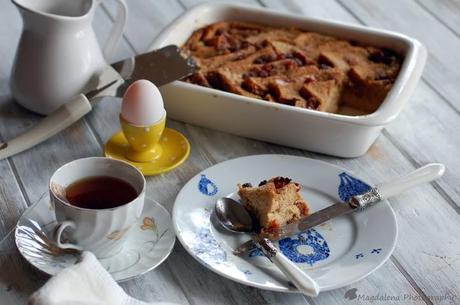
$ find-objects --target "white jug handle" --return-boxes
[96,0,128,62]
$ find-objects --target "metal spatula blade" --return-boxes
[111,45,196,94]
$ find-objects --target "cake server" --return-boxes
[0,45,195,160]
[234,163,445,256]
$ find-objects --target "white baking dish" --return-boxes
[150,2,426,157]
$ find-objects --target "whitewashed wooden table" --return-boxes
[0,0,459,304]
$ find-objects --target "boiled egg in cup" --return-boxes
[104,80,190,175]
[120,80,166,162]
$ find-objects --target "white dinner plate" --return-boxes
[173,154,397,292]
[15,196,175,282]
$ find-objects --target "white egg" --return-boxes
[121,80,165,126]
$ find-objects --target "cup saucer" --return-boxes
[15,195,175,282]
[104,128,190,176]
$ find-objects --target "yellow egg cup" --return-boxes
[121,115,166,163]
[104,115,190,176]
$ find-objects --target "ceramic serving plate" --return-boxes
[15,196,175,282]
[173,155,397,292]
[151,2,426,157]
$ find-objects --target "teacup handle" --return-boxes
[96,0,128,61]
[54,220,83,251]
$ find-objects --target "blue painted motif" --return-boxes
[248,229,330,266]
[193,227,227,264]
[371,248,382,254]
[248,247,263,257]
[198,174,218,196]
[243,270,252,275]
[279,229,330,265]
[338,172,372,202]
[355,253,364,259]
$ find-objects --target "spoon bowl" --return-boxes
[215,197,253,233]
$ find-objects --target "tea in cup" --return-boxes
[49,157,145,258]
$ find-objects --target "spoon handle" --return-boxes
[258,238,320,297]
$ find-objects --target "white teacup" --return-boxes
[50,157,145,258]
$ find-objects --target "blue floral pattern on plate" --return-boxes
[191,209,227,265]
[355,248,383,259]
[248,229,330,266]
[198,174,218,196]
[248,248,263,258]
[279,229,330,265]
[338,172,372,202]
[193,227,227,264]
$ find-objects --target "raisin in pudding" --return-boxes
[181,21,402,115]
[238,177,309,230]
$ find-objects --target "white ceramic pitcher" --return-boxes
[10,0,127,115]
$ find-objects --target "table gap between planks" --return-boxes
[0,0,458,305]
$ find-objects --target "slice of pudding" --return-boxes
[237,176,309,230]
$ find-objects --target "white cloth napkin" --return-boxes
[28,251,180,305]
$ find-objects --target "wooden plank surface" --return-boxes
[0,0,459,304]
[0,2,106,303]
[0,2,191,304]
[0,3,51,303]
[415,0,460,36]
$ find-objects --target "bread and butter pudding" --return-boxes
[181,21,402,115]
[237,177,309,230]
